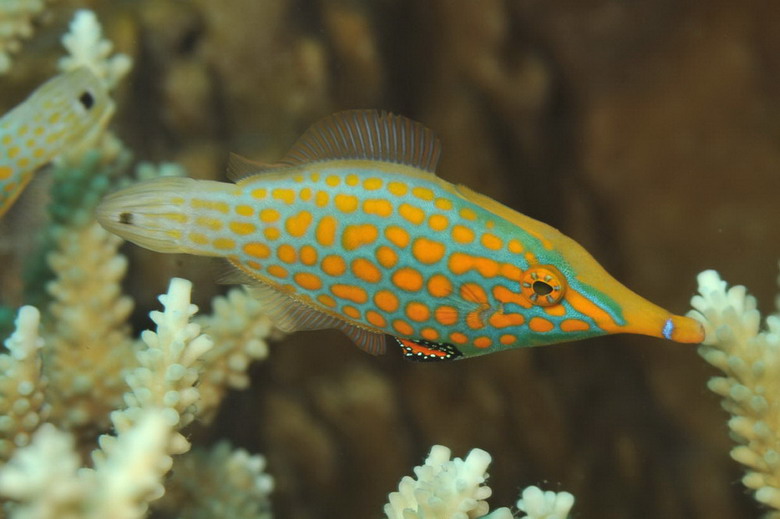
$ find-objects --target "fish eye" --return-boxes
[78,90,95,110]
[521,265,566,307]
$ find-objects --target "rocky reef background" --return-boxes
[1,1,779,518]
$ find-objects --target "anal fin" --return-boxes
[396,338,462,361]
[247,283,387,355]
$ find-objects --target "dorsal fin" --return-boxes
[226,152,282,182]
[280,110,442,173]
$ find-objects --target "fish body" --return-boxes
[0,68,113,218]
[98,111,704,360]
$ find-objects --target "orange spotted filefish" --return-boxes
[97,110,704,360]
[0,68,113,218]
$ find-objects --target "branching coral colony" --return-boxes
[0,5,778,519]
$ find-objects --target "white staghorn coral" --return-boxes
[384,445,511,519]
[0,306,48,460]
[689,265,780,515]
[58,9,131,90]
[157,441,274,519]
[105,277,213,456]
[515,486,575,519]
[195,286,277,419]
[0,278,215,519]
[44,221,135,430]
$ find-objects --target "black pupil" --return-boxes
[532,281,553,296]
[79,91,95,109]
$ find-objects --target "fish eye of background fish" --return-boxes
[0,68,113,219]
[97,110,704,360]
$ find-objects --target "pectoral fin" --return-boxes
[246,283,388,355]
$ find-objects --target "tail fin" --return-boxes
[96,177,199,253]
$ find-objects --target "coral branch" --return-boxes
[0,306,48,461]
[690,266,780,515]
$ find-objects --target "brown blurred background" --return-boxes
[2,0,780,517]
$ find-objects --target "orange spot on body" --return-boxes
[213,238,236,250]
[342,224,379,250]
[294,272,323,290]
[412,237,445,264]
[466,311,485,329]
[412,187,434,201]
[529,317,554,332]
[544,305,566,317]
[434,305,458,326]
[375,290,399,312]
[0,166,12,180]
[474,337,492,349]
[196,216,223,230]
[385,226,410,248]
[251,188,267,199]
[388,181,408,196]
[346,174,359,186]
[326,175,340,186]
[448,253,499,277]
[500,334,517,345]
[189,232,209,245]
[460,207,477,220]
[343,305,361,319]
[366,310,387,328]
[435,198,453,210]
[421,328,439,341]
[392,267,424,292]
[492,285,532,309]
[335,194,359,212]
[488,312,525,328]
[428,214,449,231]
[363,178,383,190]
[259,209,279,223]
[393,319,414,336]
[316,216,337,246]
[264,228,280,240]
[427,275,452,298]
[229,221,256,235]
[318,294,337,307]
[245,260,262,271]
[285,211,313,237]
[277,244,297,263]
[315,191,329,206]
[351,258,382,283]
[565,289,619,332]
[300,187,312,201]
[267,265,289,278]
[322,255,347,276]
[460,283,488,304]
[244,243,270,258]
[406,302,431,322]
[508,239,523,254]
[272,188,295,204]
[481,233,503,250]
[331,284,368,303]
[376,246,398,268]
[561,319,590,332]
[399,203,425,225]
[363,199,393,217]
[500,264,523,281]
[452,225,475,244]
[450,332,468,344]
[299,245,318,265]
